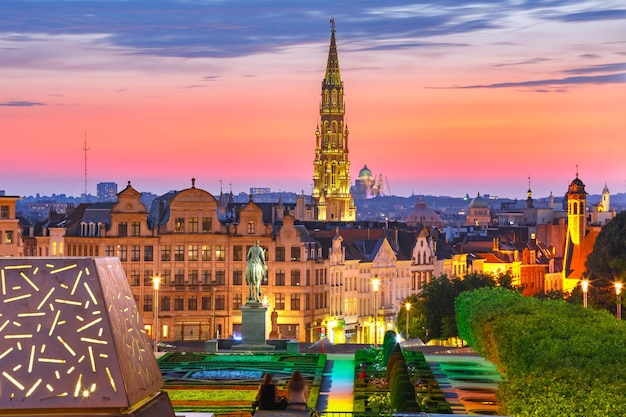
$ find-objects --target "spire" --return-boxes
[325,17,341,86]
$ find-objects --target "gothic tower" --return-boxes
[312,19,356,221]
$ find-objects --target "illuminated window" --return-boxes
[202,245,212,261]
[188,245,198,261]
[233,294,242,310]
[175,217,185,233]
[118,245,127,261]
[291,270,301,286]
[247,221,255,234]
[215,245,225,261]
[189,217,198,233]
[175,245,184,261]
[275,293,285,310]
[52,241,57,255]
[290,247,301,261]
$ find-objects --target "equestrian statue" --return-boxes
[245,240,267,304]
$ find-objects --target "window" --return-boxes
[215,295,226,311]
[275,270,285,286]
[202,245,212,261]
[143,295,153,312]
[189,270,198,285]
[162,270,171,285]
[189,217,198,233]
[117,245,127,261]
[275,293,285,310]
[233,294,243,310]
[161,245,171,261]
[174,270,185,286]
[233,270,243,286]
[291,293,301,311]
[188,296,198,310]
[291,270,301,286]
[118,222,128,237]
[201,296,211,310]
[290,247,301,261]
[201,269,212,285]
[247,221,255,234]
[131,245,140,261]
[131,221,140,237]
[143,270,153,286]
[233,245,243,261]
[188,245,198,261]
[130,270,140,286]
[306,270,310,286]
[305,294,311,310]
[0,206,8,219]
[175,245,184,261]
[174,297,184,311]
[215,245,225,261]
[144,245,154,261]
[105,245,115,256]
[175,217,185,233]
[215,270,225,285]
[4,231,13,244]
[202,217,212,232]
[276,247,285,261]
[161,295,170,311]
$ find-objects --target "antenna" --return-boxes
[83,131,89,200]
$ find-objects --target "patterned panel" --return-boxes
[0,257,162,411]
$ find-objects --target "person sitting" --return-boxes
[286,370,308,410]
[255,373,287,411]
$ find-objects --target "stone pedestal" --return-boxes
[232,303,274,351]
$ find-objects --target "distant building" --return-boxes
[250,187,271,195]
[0,194,23,256]
[352,164,385,199]
[97,182,118,202]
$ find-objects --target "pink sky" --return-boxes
[1,1,625,199]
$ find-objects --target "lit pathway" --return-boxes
[316,354,355,412]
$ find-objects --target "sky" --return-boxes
[1,0,625,200]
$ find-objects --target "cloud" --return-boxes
[438,73,626,89]
[0,100,45,107]
[555,9,626,22]
[563,63,626,75]
[492,57,551,68]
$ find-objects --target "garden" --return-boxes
[158,352,326,415]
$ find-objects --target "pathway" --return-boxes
[315,354,355,412]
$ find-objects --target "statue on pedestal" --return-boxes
[245,240,267,303]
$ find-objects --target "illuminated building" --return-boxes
[352,165,385,199]
[312,19,356,221]
[464,193,491,227]
[0,192,23,257]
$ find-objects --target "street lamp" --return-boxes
[152,276,161,353]
[581,278,589,308]
[405,302,411,340]
[372,278,380,347]
[616,282,622,320]
[212,287,217,339]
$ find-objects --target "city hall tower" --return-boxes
[312,19,356,221]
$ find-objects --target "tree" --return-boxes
[395,294,427,341]
[585,211,626,313]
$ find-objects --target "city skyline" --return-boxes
[2,1,625,200]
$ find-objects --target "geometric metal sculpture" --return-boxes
[0,257,174,416]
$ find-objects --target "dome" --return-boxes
[567,175,586,195]
[358,164,372,178]
[469,193,488,209]
[404,199,444,228]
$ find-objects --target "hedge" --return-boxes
[456,287,626,416]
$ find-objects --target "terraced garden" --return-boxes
[158,352,326,415]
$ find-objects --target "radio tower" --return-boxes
[83,132,89,202]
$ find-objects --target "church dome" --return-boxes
[358,165,372,178]
[404,199,444,228]
[469,193,488,209]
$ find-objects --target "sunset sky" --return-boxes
[1,1,625,200]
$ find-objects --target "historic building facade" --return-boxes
[312,19,356,222]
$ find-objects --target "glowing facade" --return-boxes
[312,19,356,221]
